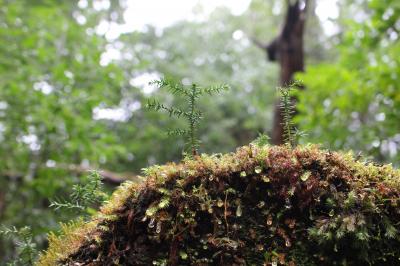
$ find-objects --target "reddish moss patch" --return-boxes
[39,145,400,265]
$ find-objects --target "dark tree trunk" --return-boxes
[254,0,308,144]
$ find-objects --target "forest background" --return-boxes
[0,0,399,261]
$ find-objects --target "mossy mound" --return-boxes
[39,145,400,265]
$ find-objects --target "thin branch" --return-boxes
[250,36,268,50]
[2,164,136,185]
[65,164,136,185]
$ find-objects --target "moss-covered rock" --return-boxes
[38,145,400,265]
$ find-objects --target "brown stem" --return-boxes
[224,192,229,234]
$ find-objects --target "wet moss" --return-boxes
[38,144,400,265]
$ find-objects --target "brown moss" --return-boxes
[38,145,400,265]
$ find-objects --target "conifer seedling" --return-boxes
[278,81,306,147]
[50,171,108,213]
[146,78,229,156]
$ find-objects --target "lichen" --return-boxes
[37,144,400,265]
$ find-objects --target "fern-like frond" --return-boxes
[150,78,188,96]
[50,171,108,214]
[200,84,229,95]
[147,78,228,157]
[278,85,295,147]
[278,81,305,147]
[167,129,188,136]
[146,99,185,117]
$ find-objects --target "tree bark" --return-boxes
[254,0,308,144]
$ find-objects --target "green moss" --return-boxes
[37,219,97,266]
[38,144,400,265]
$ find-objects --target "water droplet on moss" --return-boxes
[148,218,155,228]
[267,215,273,225]
[217,199,224,207]
[156,221,162,233]
[285,239,291,247]
[208,207,213,214]
[257,201,265,208]
[329,209,335,217]
[285,199,292,209]
[236,203,242,217]
[262,175,270,183]
[301,171,311,181]
[179,251,188,260]
[209,175,214,181]
[255,166,262,174]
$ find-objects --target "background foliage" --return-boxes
[297,0,400,166]
[0,0,399,262]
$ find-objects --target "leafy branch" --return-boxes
[147,78,229,156]
[50,171,108,213]
[0,226,37,265]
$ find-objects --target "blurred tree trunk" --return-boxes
[254,0,308,144]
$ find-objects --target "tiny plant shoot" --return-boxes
[278,81,306,147]
[252,132,270,147]
[146,78,229,156]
